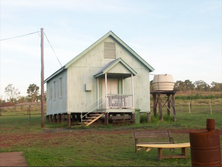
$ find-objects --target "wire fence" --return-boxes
[150,98,222,115]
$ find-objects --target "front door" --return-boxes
[101,78,118,108]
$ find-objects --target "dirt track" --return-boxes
[0,152,27,166]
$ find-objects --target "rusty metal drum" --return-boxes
[189,119,221,166]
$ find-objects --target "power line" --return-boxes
[44,32,62,67]
[0,30,63,67]
[0,31,39,41]
[0,0,1,98]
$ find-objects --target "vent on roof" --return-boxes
[104,42,115,59]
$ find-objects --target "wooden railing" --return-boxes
[107,94,133,109]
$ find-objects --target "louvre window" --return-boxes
[104,42,115,59]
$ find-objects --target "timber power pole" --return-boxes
[41,28,44,128]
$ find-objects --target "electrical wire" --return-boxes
[44,32,62,67]
[0,31,39,41]
[0,30,63,67]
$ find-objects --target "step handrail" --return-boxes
[80,96,104,122]
[81,102,104,122]
[80,96,103,113]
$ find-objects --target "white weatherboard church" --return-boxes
[45,31,154,125]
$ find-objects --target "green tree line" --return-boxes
[150,79,222,92]
[0,84,46,104]
[174,80,222,91]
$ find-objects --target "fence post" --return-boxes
[147,112,151,123]
[158,93,163,121]
[188,102,191,113]
[172,93,176,122]
[28,105,31,125]
[209,100,212,115]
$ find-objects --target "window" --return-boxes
[53,81,56,100]
[59,77,62,98]
[50,86,52,100]
[104,42,115,59]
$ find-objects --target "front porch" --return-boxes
[95,58,137,112]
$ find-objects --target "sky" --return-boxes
[0,0,221,99]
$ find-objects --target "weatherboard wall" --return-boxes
[46,70,67,115]
[115,40,151,112]
[66,38,105,113]
[66,36,151,114]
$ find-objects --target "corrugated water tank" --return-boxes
[152,74,174,91]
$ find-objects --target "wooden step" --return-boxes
[82,120,92,122]
[89,113,104,116]
[86,116,99,119]
[80,112,104,126]
[85,113,104,126]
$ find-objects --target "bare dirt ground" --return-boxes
[0,152,27,166]
[0,128,221,166]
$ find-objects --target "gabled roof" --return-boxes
[45,30,154,82]
[65,30,154,71]
[94,57,137,78]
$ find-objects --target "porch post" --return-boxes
[97,78,99,108]
[131,74,134,109]
[122,78,124,94]
[105,73,108,109]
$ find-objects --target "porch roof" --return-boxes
[94,57,137,78]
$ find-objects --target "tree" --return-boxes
[194,80,210,91]
[174,80,185,91]
[27,84,39,102]
[211,82,222,91]
[4,84,20,102]
[17,96,28,103]
[184,79,195,90]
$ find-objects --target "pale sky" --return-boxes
[0,0,221,98]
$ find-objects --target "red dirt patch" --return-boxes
[0,152,27,166]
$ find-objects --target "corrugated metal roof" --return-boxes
[45,31,154,82]
[94,57,137,78]
[108,31,154,72]
[44,66,66,83]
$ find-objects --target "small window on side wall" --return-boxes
[50,85,52,100]
[53,81,56,101]
[59,77,62,99]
